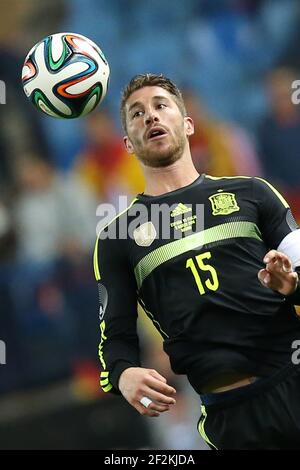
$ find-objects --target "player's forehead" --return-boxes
[126,86,174,110]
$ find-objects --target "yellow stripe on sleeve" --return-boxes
[255,177,289,208]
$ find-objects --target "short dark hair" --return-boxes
[120,73,186,132]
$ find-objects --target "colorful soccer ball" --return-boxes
[22,32,110,118]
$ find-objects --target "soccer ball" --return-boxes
[22,32,110,118]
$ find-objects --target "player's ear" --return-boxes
[184,116,194,137]
[124,135,135,154]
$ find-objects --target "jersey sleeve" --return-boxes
[93,229,140,395]
[253,177,298,249]
[253,177,300,306]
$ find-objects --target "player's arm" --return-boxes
[94,231,176,417]
[253,177,300,303]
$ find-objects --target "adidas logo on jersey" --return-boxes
[170,203,192,217]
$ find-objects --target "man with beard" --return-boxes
[94,74,300,449]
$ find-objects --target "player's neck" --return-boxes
[142,154,199,197]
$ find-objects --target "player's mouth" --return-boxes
[146,126,168,141]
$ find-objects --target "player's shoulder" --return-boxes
[204,174,280,189]
[96,196,139,242]
[251,177,289,207]
[204,175,289,209]
[204,174,286,197]
[94,198,139,280]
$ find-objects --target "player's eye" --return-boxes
[132,110,143,119]
[157,103,167,109]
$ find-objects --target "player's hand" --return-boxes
[258,249,298,296]
[118,367,176,418]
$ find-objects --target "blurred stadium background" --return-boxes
[0,0,300,450]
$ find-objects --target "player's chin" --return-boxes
[140,142,180,168]
[146,138,171,151]
[151,153,178,168]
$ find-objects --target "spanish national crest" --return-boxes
[209,192,240,216]
[133,221,157,247]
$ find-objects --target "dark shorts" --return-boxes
[197,363,300,449]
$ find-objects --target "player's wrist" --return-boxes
[111,361,140,391]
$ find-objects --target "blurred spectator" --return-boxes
[184,90,262,176]
[258,67,300,218]
[75,109,144,202]
[0,200,16,263]
[0,0,66,194]
[0,46,50,194]
[186,0,299,128]
[14,156,98,264]
[9,153,100,390]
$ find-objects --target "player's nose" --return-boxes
[145,111,159,126]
